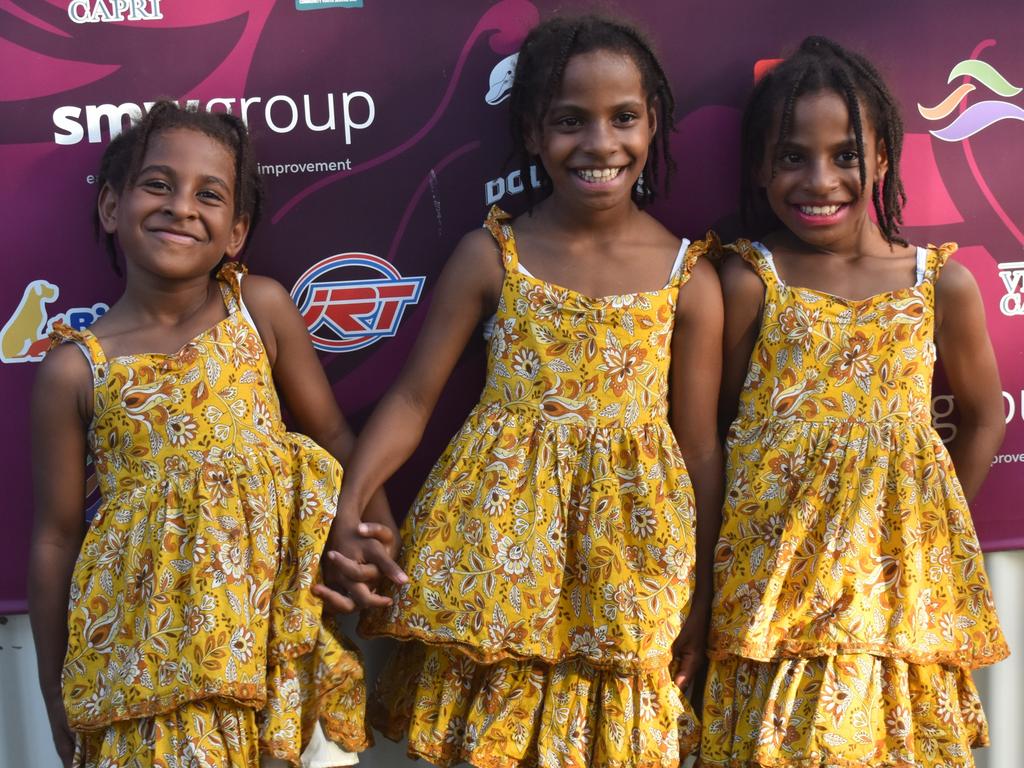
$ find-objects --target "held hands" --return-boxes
[314,493,407,614]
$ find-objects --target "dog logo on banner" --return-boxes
[0,280,108,364]
[291,253,424,352]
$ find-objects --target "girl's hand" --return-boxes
[315,521,407,613]
[45,699,74,767]
[363,489,401,561]
[671,601,710,693]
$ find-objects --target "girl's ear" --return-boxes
[875,138,889,182]
[224,214,251,259]
[97,183,120,234]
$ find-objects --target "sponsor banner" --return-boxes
[0,0,1020,611]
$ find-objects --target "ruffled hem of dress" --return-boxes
[699,757,976,767]
[707,638,1010,670]
[261,620,372,760]
[699,652,989,768]
[371,640,699,768]
[69,621,371,759]
[67,679,266,731]
[360,618,672,673]
[72,701,362,768]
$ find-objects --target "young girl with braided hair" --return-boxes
[29,101,389,767]
[321,14,724,768]
[701,36,1008,767]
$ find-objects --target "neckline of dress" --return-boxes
[86,309,236,362]
[509,238,691,304]
[751,240,928,306]
[512,264,680,303]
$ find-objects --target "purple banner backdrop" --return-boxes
[1,0,1021,612]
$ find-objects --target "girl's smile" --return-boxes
[574,166,627,184]
[790,202,850,226]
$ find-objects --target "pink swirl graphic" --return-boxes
[961,40,1024,247]
[0,36,117,101]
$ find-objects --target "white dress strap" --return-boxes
[752,242,785,287]
[914,246,927,286]
[668,238,691,286]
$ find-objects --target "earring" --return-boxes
[634,171,645,196]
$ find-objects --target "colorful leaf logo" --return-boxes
[918,58,1023,141]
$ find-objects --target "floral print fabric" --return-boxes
[52,263,369,767]
[701,241,1008,767]
[360,207,709,766]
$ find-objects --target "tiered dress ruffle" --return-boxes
[701,241,1009,767]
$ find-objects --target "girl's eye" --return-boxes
[556,115,582,128]
[199,189,225,203]
[615,112,639,125]
[837,150,860,164]
[142,178,170,191]
[778,152,802,166]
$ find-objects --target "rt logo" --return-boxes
[291,253,424,353]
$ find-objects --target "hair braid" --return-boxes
[92,99,265,273]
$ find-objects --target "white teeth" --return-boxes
[799,204,842,216]
[576,168,622,183]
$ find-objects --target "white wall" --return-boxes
[4,550,1021,768]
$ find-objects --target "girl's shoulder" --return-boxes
[236,270,294,314]
[929,244,979,311]
[36,332,95,423]
[715,238,768,293]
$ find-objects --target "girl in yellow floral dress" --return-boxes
[701,37,1009,767]
[28,102,383,767]
[316,16,724,768]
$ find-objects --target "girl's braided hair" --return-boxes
[741,35,907,243]
[507,15,676,209]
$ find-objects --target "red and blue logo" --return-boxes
[291,252,424,352]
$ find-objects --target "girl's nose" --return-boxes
[582,121,616,156]
[162,190,198,219]
[804,158,840,193]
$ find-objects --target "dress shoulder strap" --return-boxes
[922,242,958,282]
[482,205,519,270]
[49,321,107,381]
[724,239,781,289]
[672,230,721,288]
[215,260,249,314]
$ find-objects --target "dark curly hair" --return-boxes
[94,100,264,273]
[741,35,907,244]
[507,14,676,209]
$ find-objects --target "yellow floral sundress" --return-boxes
[701,240,1009,767]
[51,263,369,768]
[361,207,710,768]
